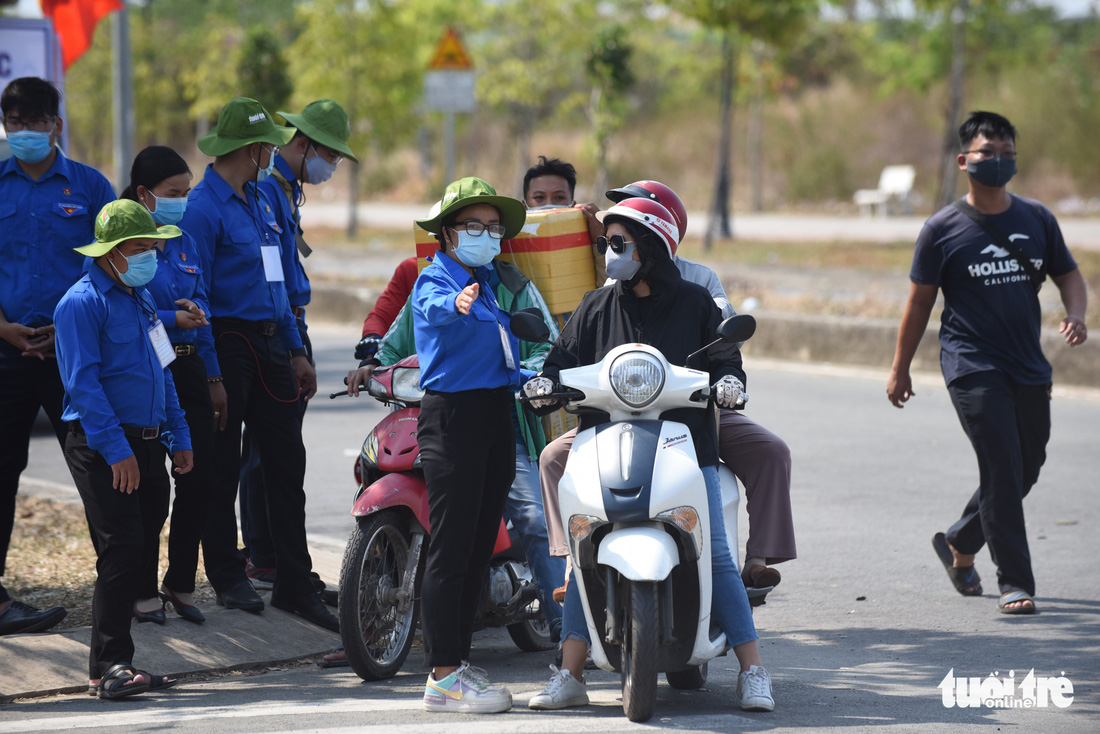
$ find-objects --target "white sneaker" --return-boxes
[529,665,589,710]
[737,665,774,712]
[423,662,512,713]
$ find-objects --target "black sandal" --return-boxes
[932,533,983,596]
[91,663,151,700]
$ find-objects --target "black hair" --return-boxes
[958,111,1017,150]
[0,76,61,119]
[120,146,191,201]
[523,156,576,199]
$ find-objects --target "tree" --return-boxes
[585,24,636,198]
[665,0,818,248]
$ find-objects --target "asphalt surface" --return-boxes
[4,324,1098,732]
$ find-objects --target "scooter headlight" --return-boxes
[657,506,703,555]
[390,367,425,402]
[609,351,665,409]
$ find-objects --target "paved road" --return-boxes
[301,201,1100,249]
[11,324,1100,732]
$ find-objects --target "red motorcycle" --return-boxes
[333,356,554,681]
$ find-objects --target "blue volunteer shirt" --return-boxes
[144,232,220,378]
[910,194,1078,386]
[179,165,302,351]
[412,252,522,393]
[0,149,116,328]
[258,155,311,309]
[54,264,191,465]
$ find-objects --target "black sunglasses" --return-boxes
[596,234,635,255]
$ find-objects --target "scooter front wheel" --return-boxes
[339,510,422,681]
[621,581,659,722]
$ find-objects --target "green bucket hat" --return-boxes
[76,200,181,257]
[415,177,526,240]
[198,97,296,156]
[277,99,358,162]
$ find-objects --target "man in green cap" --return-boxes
[239,100,357,594]
[179,97,337,632]
[54,199,192,697]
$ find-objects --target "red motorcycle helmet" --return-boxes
[596,198,679,259]
[605,180,688,245]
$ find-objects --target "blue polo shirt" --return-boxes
[144,232,220,378]
[0,149,115,329]
[258,155,311,309]
[179,165,302,351]
[54,264,191,465]
[411,252,522,393]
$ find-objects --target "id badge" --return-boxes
[261,245,285,282]
[148,320,176,369]
[498,322,516,371]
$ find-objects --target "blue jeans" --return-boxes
[562,464,757,648]
[506,441,565,630]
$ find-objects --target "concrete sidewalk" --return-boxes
[0,589,340,702]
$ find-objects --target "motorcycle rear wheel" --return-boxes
[621,581,659,722]
[506,603,555,652]
[339,510,421,681]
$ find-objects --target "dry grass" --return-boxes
[6,495,215,630]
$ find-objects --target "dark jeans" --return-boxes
[239,318,311,569]
[418,388,515,668]
[64,428,169,678]
[0,345,68,603]
[161,352,215,594]
[203,321,314,598]
[946,370,1051,596]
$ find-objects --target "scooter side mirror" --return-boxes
[717,314,756,343]
[510,308,552,344]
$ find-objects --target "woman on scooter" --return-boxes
[523,198,776,713]
[410,177,527,714]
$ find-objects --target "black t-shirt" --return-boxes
[910,195,1077,385]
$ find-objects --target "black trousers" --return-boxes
[64,428,169,678]
[161,352,215,594]
[0,345,68,603]
[946,370,1051,596]
[418,388,515,668]
[203,322,314,598]
[239,318,312,568]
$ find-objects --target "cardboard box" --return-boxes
[414,206,597,316]
[541,407,579,443]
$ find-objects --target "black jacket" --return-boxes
[541,259,745,467]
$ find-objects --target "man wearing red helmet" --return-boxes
[537,179,796,596]
[524,198,775,712]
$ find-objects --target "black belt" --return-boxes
[173,344,197,357]
[69,421,161,440]
[216,318,278,337]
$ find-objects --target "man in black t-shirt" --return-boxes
[887,111,1088,616]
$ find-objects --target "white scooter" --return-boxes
[512,311,760,723]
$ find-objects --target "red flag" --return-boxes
[40,0,124,70]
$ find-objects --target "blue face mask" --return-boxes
[306,145,338,184]
[452,229,500,268]
[6,130,54,164]
[146,193,187,226]
[254,147,276,182]
[967,156,1017,188]
[110,249,158,287]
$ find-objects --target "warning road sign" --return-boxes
[428,27,473,70]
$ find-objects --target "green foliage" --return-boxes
[237,28,293,115]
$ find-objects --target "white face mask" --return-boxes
[605,243,640,281]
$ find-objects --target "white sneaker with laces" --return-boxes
[423,662,512,713]
[737,665,775,712]
[529,665,589,710]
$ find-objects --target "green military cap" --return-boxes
[198,97,296,156]
[416,177,526,240]
[277,99,358,162]
[76,200,181,257]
